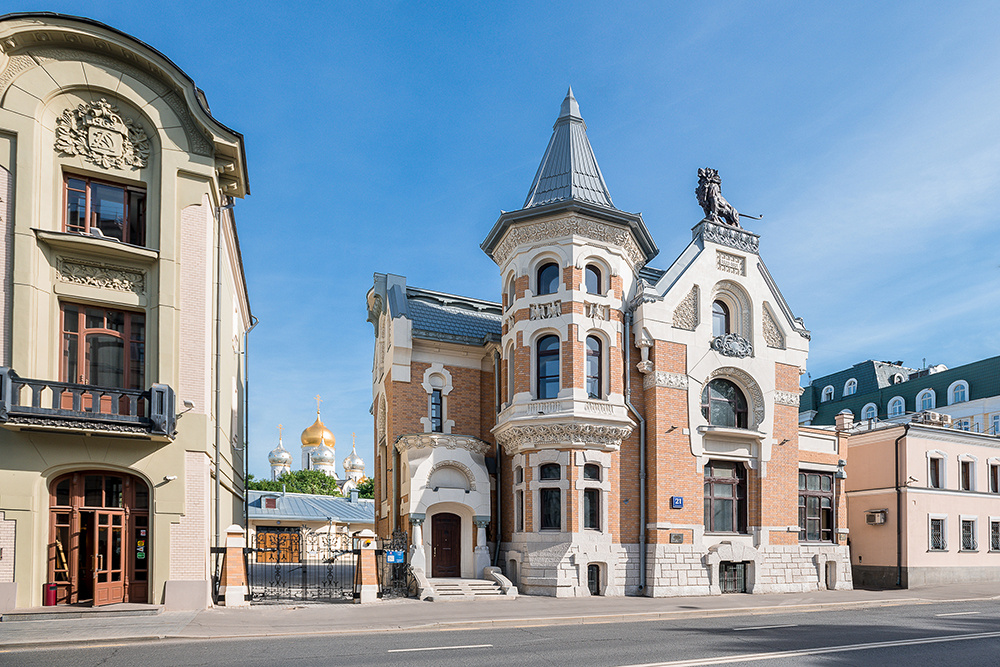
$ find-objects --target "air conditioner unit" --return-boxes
[938,414,953,425]
[865,510,887,525]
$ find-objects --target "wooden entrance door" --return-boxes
[92,510,126,606]
[431,513,461,577]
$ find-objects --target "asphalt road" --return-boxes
[2,599,998,666]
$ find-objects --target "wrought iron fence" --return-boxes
[376,529,414,599]
[246,529,356,603]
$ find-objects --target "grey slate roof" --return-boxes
[406,287,502,345]
[248,490,375,524]
[523,87,615,209]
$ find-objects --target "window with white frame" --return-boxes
[420,364,453,433]
[928,454,944,489]
[505,274,516,311]
[991,520,1000,552]
[948,380,968,405]
[917,389,935,411]
[959,457,976,491]
[844,378,857,396]
[861,403,877,421]
[960,518,977,551]
[584,264,603,295]
[992,414,1000,436]
[539,463,562,530]
[990,463,1000,494]
[582,464,602,531]
[537,262,560,296]
[536,335,560,400]
[821,386,834,402]
[929,516,947,551]
[888,397,905,417]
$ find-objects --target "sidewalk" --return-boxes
[2,582,998,650]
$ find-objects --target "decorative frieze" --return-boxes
[493,216,644,268]
[643,372,689,391]
[584,302,611,320]
[708,366,765,428]
[774,390,800,407]
[55,99,150,170]
[697,220,760,254]
[763,307,785,349]
[716,250,745,276]
[711,333,753,359]
[426,461,477,491]
[530,300,561,320]
[57,257,145,294]
[395,433,491,456]
[672,285,699,331]
[497,422,633,455]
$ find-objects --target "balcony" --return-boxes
[0,368,175,438]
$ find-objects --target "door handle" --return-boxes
[433,547,437,557]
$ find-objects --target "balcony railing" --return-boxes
[0,367,175,437]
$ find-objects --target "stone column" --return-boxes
[354,529,379,604]
[219,524,249,608]
[409,515,426,572]
[474,517,491,579]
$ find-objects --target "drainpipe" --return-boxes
[624,311,646,593]
[214,197,235,550]
[242,315,259,529]
[492,349,502,566]
[894,424,908,588]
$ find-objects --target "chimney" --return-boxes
[350,489,359,503]
[835,409,855,431]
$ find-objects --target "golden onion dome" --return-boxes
[301,411,335,448]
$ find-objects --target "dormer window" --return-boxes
[821,386,834,402]
[537,262,559,296]
[65,175,146,246]
[844,379,857,396]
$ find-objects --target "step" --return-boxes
[2,604,162,622]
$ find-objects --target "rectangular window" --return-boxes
[516,490,524,532]
[990,465,1000,494]
[992,414,1000,436]
[960,461,973,491]
[583,488,600,530]
[704,461,747,533]
[798,472,835,542]
[430,389,443,433]
[929,458,942,489]
[65,175,146,246]
[961,519,977,551]
[539,488,561,530]
[991,521,1000,552]
[61,304,145,389]
[929,518,946,551]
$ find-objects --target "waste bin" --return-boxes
[43,583,58,606]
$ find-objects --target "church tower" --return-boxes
[267,425,293,480]
[482,88,658,596]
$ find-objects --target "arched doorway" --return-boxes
[49,471,150,606]
[431,512,461,577]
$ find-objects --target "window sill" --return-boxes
[35,229,159,264]
[928,548,948,552]
[698,425,764,441]
[959,549,979,553]
[704,531,750,537]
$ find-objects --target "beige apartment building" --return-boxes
[0,13,252,609]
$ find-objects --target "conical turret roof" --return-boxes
[522,87,615,209]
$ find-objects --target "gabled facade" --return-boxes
[0,14,252,608]
[369,90,851,597]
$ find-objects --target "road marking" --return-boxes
[733,624,797,631]
[388,643,493,653]
[619,630,1000,666]
[935,611,981,617]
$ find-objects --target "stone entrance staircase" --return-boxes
[427,578,512,601]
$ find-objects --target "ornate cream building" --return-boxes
[0,13,252,609]
[368,89,852,597]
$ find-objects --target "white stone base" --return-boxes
[355,584,379,604]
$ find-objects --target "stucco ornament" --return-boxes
[395,433,491,456]
[707,366,765,429]
[711,333,753,358]
[55,99,150,169]
[493,216,644,268]
[496,422,633,454]
[762,307,785,349]
[57,258,145,294]
[672,285,699,330]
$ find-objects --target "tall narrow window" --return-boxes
[540,488,561,530]
[537,262,559,296]
[506,345,515,402]
[536,335,560,399]
[960,460,973,491]
[65,176,146,246]
[430,389,443,433]
[990,464,1000,494]
[505,275,516,311]
[516,490,524,532]
[929,518,946,550]
[62,304,144,389]
[712,300,730,338]
[704,460,746,533]
[929,458,942,489]
[584,488,600,530]
[798,472,834,542]
[991,520,1000,552]
[961,519,977,551]
[586,336,602,399]
[701,379,748,428]
[585,265,602,295]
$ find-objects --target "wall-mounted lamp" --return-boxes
[666,426,677,433]
[163,475,178,482]
[178,400,195,418]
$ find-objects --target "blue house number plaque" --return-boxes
[670,496,683,509]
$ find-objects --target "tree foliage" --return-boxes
[246,470,342,496]
[355,478,374,499]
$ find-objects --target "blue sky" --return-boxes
[11,2,1000,479]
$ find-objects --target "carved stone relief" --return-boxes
[377,394,387,445]
[496,422,633,455]
[716,250,745,276]
[426,461,477,491]
[774,390,800,407]
[584,302,610,320]
[55,99,150,169]
[493,217,644,268]
[699,220,760,254]
[763,306,785,349]
[643,372,688,391]
[707,366,765,429]
[672,285,699,330]
[57,257,145,294]
[530,301,561,320]
[395,433,491,456]
[711,333,753,358]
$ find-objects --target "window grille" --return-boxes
[719,561,747,593]
[961,520,977,551]
[930,518,946,550]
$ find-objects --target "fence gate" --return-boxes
[246,528,355,603]
[376,529,414,599]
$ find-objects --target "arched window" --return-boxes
[918,389,935,411]
[585,264,602,295]
[537,262,559,296]
[888,396,905,417]
[949,381,968,405]
[539,463,561,480]
[536,335,560,399]
[821,386,834,402]
[505,275,516,311]
[586,336,602,399]
[862,403,877,420]
[844,379,857,396]
[701,379,748,429]
[892,374,904,384]
[712,300,730,338]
